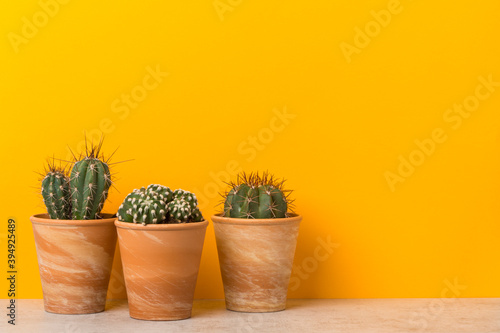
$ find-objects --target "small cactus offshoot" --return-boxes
[117,185,204,225]
[40,161,71,220]
[221,171,294,219]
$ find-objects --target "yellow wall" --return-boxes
[1,0,499,299]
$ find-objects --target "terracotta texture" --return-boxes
[30,214,117,314]
[115,220,208,321]
[212,214,302,312]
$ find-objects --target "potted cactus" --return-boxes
[30,140,118,314]
[115,185,207,321]
[211,171,302,313]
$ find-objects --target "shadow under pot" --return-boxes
[30,214,117,314]
[212,214,302,313]
[115,220,208,321]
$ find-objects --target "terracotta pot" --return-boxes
[115,220,208,321]
[212,214,302,312]
[30,214,117,314]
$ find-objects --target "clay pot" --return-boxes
[212,214,302,312]
[30,214,117,314]
[115,220,208,321]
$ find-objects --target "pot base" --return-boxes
[226,304,286,313]
[44,306,105,315]
[129,311,192,321]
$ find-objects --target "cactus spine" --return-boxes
[41,166,71,220]
[222,172,293,219]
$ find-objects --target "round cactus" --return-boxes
[173,189,198,209]
[41,166,71,220]
[167,198,192,222]
[146,184,173,204]
[119,185,204,224]
[190,207,204,222]
[116,187,147,222]
[117,188,167,225]
[222,172,292,219]
[131,197,167,225]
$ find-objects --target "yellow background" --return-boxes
[1,0,499,299]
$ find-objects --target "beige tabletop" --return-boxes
[2,298,499,333]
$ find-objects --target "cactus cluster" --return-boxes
[117,185,204,225]
[221,171,294,219]
[40,139,114,220]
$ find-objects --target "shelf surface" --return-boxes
[2,298,499,332]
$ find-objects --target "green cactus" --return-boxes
[173,189,198,209]
[116,187,147,222]
[132,196,167,225]
[118,185,204,224]
[69,146,112,220]
[167,198,192,223]
[117,187,170,225]
[41,165,71,220]
[222,172,293,219]
[191,207,204,222]
[146,184,173,204]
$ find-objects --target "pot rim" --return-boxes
[114,219,208,231]
[30,213,116,226]
[211,213,302,225]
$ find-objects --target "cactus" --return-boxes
[117,188,168,225]
[190,207,204,222]
[133,196,167,225]
[39,136,120,220]
[172,189,198,209]
[69,142,112,220]
[116,187,147,222]
[41,164,71,220]
[222,172,293,219]
[167,189,203,223]
[167,198,192,222]
[146,184,173,204]
[118,185,204,224]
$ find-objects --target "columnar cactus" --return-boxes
[41,166,71,220]
[70,157,112,220]
[222,172,293,219]
[118,185,204,225]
